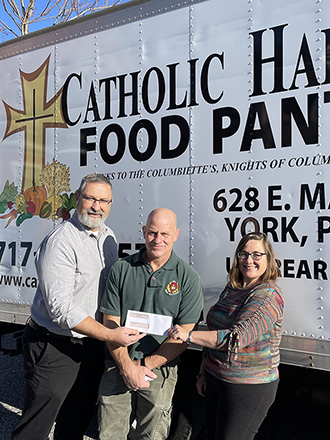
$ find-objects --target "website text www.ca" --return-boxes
[0,275,37,288]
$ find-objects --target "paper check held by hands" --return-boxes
[126,310,172,336]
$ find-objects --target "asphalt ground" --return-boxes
[0,332,97,440]
[1,331,330,440]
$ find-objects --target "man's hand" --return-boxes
[102,314,156,390]
[110,327,146,347]
[121,363,157,391]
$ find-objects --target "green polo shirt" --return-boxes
[100,246,203,361]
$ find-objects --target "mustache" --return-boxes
[87,208,104,216]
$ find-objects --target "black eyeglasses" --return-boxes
[79,191,112,206]
[237,251,266,261]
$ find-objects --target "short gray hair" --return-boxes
[78,173,112,193]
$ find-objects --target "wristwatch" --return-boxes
[186,330,193,346]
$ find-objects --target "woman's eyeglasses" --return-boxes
[237,251,266,261]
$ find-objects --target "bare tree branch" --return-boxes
[0,0,123,39]
[0,18,20,37]
[2,0,21,30]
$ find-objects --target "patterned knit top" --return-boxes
[204,281,284,384]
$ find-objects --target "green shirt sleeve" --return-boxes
[99,260,121,318]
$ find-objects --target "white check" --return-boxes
[126,310,172,336]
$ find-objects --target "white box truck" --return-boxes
[1,0,330,434]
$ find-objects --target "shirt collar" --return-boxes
[135,246,179,270]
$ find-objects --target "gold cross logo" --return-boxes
[2,55,68,192]
[0,56,75,227]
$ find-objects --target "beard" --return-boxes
[77,208,106,230]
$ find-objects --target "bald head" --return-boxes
[146,208,177,230]
[143,208,180,268]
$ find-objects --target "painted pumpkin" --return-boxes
[24,186,47,216]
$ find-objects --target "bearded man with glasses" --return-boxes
[11,173,148,440]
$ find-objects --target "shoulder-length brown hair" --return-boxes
[229,232,279,288]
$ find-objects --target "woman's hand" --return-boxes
[196,375,206,397]
[167,324,189,342]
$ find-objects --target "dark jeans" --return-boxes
[205,371,279,440]
[11,323,105,440]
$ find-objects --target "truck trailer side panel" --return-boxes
[1,0,330,370]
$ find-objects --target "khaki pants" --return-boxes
[98,360,178,440]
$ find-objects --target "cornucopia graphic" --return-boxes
[0,160,76,228]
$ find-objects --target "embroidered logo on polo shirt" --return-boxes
[166,280,179,295]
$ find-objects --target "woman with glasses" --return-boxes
[168,232,284,440]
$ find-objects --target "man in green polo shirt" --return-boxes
[98,208,204,440]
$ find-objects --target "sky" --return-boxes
[0,0,132,42]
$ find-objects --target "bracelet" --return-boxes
[196,372,205,379]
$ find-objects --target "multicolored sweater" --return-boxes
[204,281,284,384]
